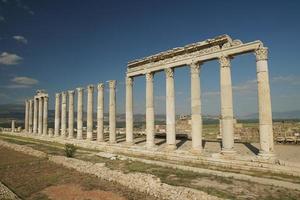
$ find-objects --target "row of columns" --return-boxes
[125,47,274,156]
[24,95,49,136]
[53,80,117,142]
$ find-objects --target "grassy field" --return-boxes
[0,133,300,199]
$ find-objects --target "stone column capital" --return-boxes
[44,96,49,101]
[165,68,174,78]
[126,77,133,86]
[68,90,75,95]
[55,93,60,98]
[108,80,116,89]
[255,47,268,61]
[145,72,154,81]
[218,56,231,67]
[76,87,84,92]
[97,83,104,90]
[87,84,94,91]
[190,63,201,74]
[61,91,67,96]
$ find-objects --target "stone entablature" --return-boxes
[127,35,262,77]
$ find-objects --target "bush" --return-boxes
[65,143,77,157]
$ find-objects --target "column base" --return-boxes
[221,148,236,157]
[190,148,202,155]
[258,151,276,160]
[165,144,176,151]
[145,142,156,149]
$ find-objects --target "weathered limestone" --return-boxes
[255,47,275,158]
[126,77,134,144]
[76,88,84,140]
[190,62,202,153]
[38,97,43,135]
[86,85,94,141]
[109,80,116,143]
[11,120,15,132]
[97,83,104,142]
[42,97,48,136]
[68,90,74,139]
[54,93,60,137]
[61,92,67,137]
[219,56,235,154]
[165,68,176,150]
[28,99,33,133]
[33,98,38,134]
[24,100,29,132]
[146,73,155,148]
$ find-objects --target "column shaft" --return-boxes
[109,80,116,143]
[24,100,29,132]
[11,120,15,132]
[54,93,60,136]
[146,73,155,148]
[255,47,274,157]
[68,90,74,138]
[43,97,48,136]
[126,77,133,144]
[76,88,84,140]
[38,97,43,135]
[190,63,202,152]
[219,56,235,153]
[165,68,176,150]
[86,85,94,140]
[61,92,67,137]
[97,83,104,142]
[33,98,38,134]
[28,99,33,133]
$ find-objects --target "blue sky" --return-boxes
[0,0,300,116]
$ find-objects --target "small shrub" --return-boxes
[65,143,77,157]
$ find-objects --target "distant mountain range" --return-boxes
[0,104,300,122]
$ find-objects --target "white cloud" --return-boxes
[272,75,300,85]
[11,76,39,85]
[5,84,31,89]
[232,79,257,92]
[13,35,28,44]
[0,52,23,65]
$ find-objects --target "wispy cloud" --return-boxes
[0,16,5,22]
[272,75,300,85]
[12,35,28,44]
[15,0,34,15]
[203,91,219,97]
[11,76,38,85]
[232,79,257,92]
[0,52,23,65]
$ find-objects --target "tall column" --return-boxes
[38,97,43,135]
[165,68,176,150]
[126,77,133,144]
[219,56,235,154]
[255,47,275,157]
[43,96,48,136]
[76,88,84,140]
[54,93,60,137]
[33,98,38,134]
[61,92,67,137]
[24,100,29,132]
[97,83,104,142]
[68,90,75,139]
[11,120,15,132]
[28,99,33,133]
[86,85,94,141]
[190,62,202,153]
[109,80,116,143]
[146,73,155,148]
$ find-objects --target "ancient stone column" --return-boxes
[54,93,60,137]
[219,56,235,154]
[61,92,67,137]
[43,96,48,136]
[146,73,155,148]
[126,77,133,144]
[255,47,275,157]
[76,87,84,140]
[38,97,43,135]
[190,62,202,153]
[97,83,104,142]
[33,98,38,134]
[28,99,33,133]
[68,90,75,139]
[11,120,15,132]
[24,100,29,132]
[86,85,94,141]
[109,80,116,143]
[165,68,176,150]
